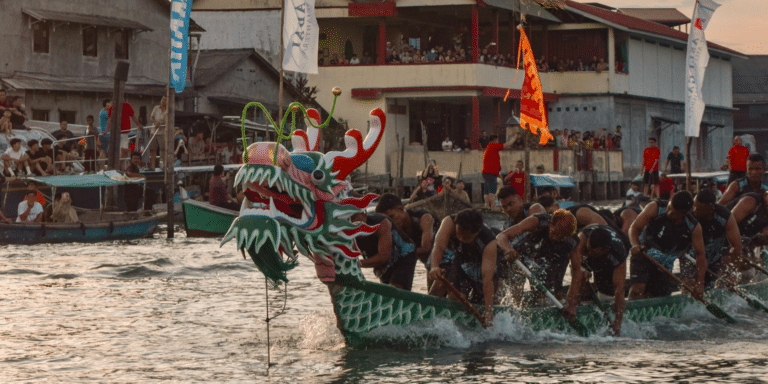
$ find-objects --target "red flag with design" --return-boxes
[506,26,553,145]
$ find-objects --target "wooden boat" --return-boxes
[181,198,238,237]
[0,173,164,245]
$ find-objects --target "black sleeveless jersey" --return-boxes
[734,177,768,201]
[737,192,768,239]
[697,203,731,262]
[640,200,698,258]
[446,214,497,283]
[579,224,628,275]
[406,209,439,245]
[356,213,416,278]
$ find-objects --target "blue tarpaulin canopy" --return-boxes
[29,172,145,188]
[530,173,576,188]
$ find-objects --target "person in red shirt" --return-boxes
[722,136,750,184]
[642,137,660,198]
[657,173,675,200]
[503,160,526,200]
[108,102,144,161]
[482,133,518,209]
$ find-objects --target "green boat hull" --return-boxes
[182,199,238,237]
[327,276,768,347]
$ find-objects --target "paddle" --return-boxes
[513,259,591,337]
[434,274,486,327]
[743,258,768,279]
[586,278,614,325]
[641,250,736,323]
[682,254,768,314]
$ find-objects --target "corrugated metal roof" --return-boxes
[565,1,744,58]
[193,49,255,87]
[22,8,153,31]
[0,73,175,97]
[732,55,768,98]
[483,0,561,23]
[617,8,690,27]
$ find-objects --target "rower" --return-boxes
[628,191,706,300]
[564,224,627,336]
[351,211,418,291]
[375,193,438,266]
[497,186,545,230]
[613,195,651,235]
[496,209,578,306]
[681,189,743,288]
[731,191,768,250]
[428,209,499,327]
[718,154,768,206]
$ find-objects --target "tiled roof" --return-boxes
[617,8,690,27]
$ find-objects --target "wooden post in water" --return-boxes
[165,86,176,238]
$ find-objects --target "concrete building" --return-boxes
[191,0,743,193]
[0,0,200,125]
[732,55,768,159]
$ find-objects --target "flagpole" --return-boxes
[278,1,285,136]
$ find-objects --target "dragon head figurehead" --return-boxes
[221,104,385,285]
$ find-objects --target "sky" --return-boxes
[595,0,768,55]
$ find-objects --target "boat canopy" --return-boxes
[666,171,730,184]
[530,173,576,188]
[28,172,146,188]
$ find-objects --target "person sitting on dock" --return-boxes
[352,211,418,291]
[17,190,44,223]
[625,182,642,207]
[409,179,435,203]
[564,224,627,336]
[627,191,706,300]
[718,154,767,206]
[23,180,47,209]
[453,180,470,204]
[376,193,438,272]
[208,165,240,211]
[25,140,49,176]
[496,209,578,306]
[50,192,79,224]
[52,121,79,173]
[124,152,156,212]
[2,138,29,177]
[731,191,768,251]
[681,189,742,289]
[428,209,499,326]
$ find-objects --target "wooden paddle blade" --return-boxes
[705,303,737,324]
[737,290,768,314]
[567,317,591,337]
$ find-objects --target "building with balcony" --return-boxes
[192,0,743,188]
[0,0,201,125]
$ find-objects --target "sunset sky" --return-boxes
[596,0,767,55]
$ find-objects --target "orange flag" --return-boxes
[506,25,553,145]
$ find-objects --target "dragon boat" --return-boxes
[220,94,768,347]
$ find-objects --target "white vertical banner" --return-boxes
[282,0,319,74]
[684,0,720,137]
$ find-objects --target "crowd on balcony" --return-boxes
[537,55,628,74]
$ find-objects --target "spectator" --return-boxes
[615,60,624,73]
[625,182,642,207]
[84,115,99,173]
[25,139,49,176]
[124,152,155,211]
[99,98,112,160]
[148,96,168,170]
[427,49,438,63]
[479,130,490,149]
[9,96,29,130]
[549,55,559,72]
[50,192,79,223]
[453,179,470,203]
[2,138,29,177]
[23,180,47,208]
[658,173,675,200]
[576,59,585,71]
[596,57,608,73]
[452,142,462,152]
[349,54,360,65]
[209,164,240,210]
[613,125,622,149]
[329,53,339,65]
[17,190,44,223]
[482,133,517,209]
[503,160,526,200]
[362,52,373,64]
[108,101,144,162]
[0,89,8,114]
[462,137,472,152]
[589,56,599,71]
[219,139,236,165]
[441,136,453,151]
[722,136,750,184]
[409,179,435,203]
[664,146,685,175]
[39,139,54,174]
[0,109,13,139]
[642,137,660,198]
[188,130,206,163]
[52,120,78,173]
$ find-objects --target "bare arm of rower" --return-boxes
[417,214,435,260]
[691,224,706,299]
[629,202,657,253]
[730,195,757,224]
[495,215,540,257]
[564,233,588,317]
[359,219,392,269]
[612,261,626,336]
[720,214,745,284]
[428,216,456,288]
[717,181,739,205]
[527,203,546,216]
[481,240,498,327]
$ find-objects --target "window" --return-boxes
[32,109,50,121]
[83,26,98,57]
[33,21,50,53]
[59,110,77,124]
[115,30,130,60]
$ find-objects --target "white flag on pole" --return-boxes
[283,0,319,74]
[684,0,720,137]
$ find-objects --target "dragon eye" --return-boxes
[312,170,325,184]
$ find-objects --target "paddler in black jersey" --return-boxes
[496,209,578,306]
[428,209,499,327]
[680,189,743,288]
[628,191,707,300]
[351,211,418,291]
[612,195,651,236]
[564,224,627,336]
[718,154,768,206]
[731,190,768,250]
[497,186,546,230]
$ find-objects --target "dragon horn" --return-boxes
[324,108,386,181]
[292,108,322,152]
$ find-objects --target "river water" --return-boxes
[2,227,768,383]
